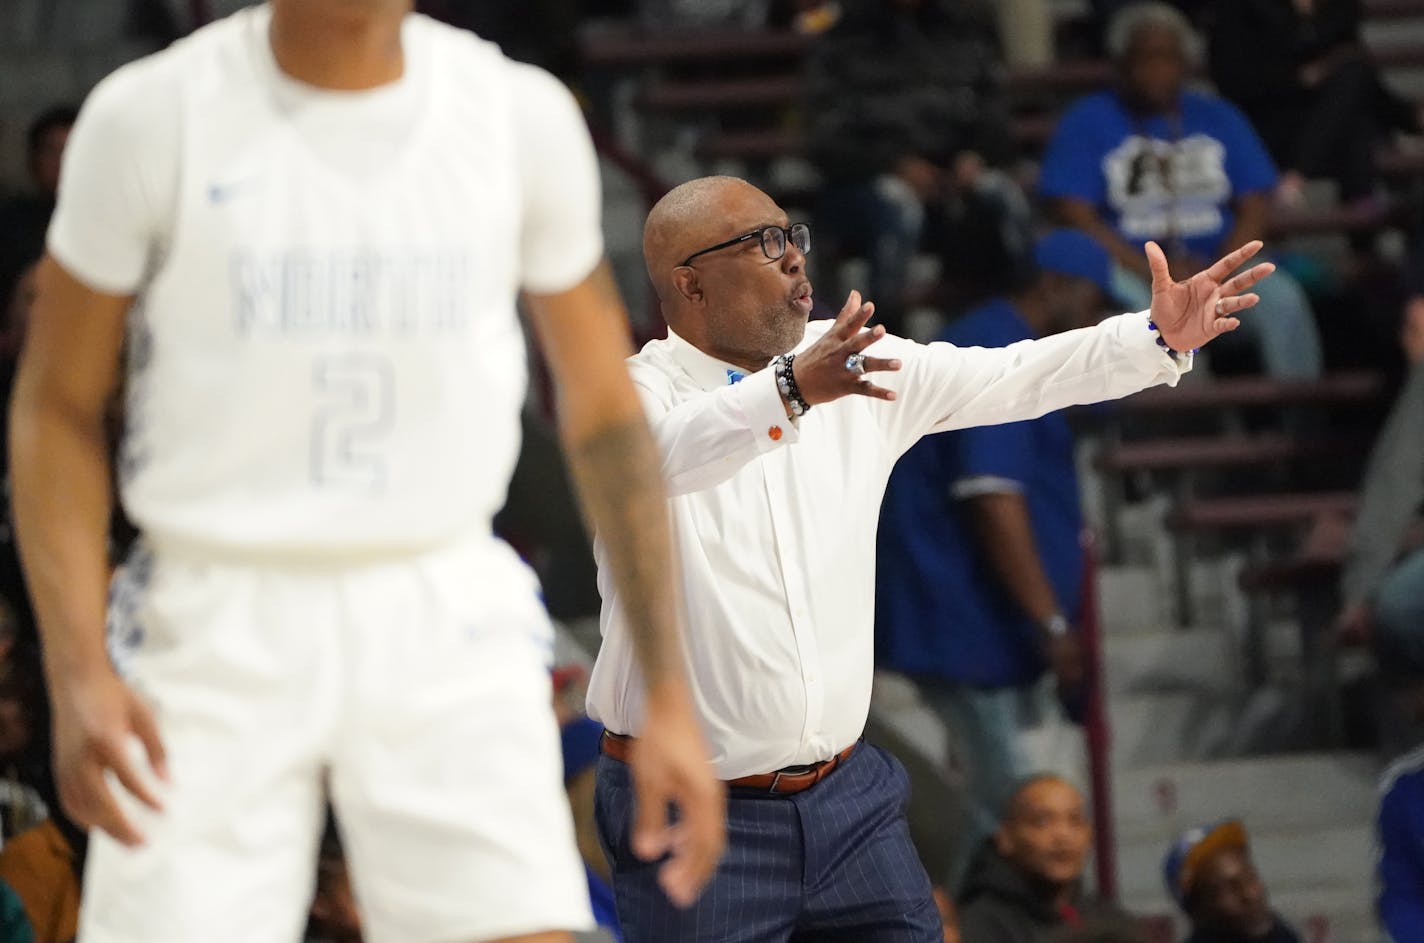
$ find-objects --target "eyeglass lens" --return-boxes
[759,224,811,261]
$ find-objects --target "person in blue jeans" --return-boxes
[1038,1,1322,380]
[876,229,1127,886]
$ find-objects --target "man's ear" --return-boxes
[671,266,704,305]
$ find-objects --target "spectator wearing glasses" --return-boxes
[587,174,1274,942]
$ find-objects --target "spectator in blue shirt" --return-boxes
[1379,747,1424,942]
[875,229,1121,879]
[1039,1,1322,381]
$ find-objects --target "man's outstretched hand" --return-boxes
[1146,240,1275,355]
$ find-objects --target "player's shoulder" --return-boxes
[80,8,255,123]
[413,16,579,122]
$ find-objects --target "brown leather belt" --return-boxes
[600,731,856,796]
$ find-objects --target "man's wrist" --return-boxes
[1040,612,1070,638]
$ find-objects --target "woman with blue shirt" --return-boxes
[1039,1,1323,380]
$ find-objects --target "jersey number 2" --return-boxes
[311,354,394,492]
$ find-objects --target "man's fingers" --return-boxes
[630,777,673,862]
[1221,262,1275,295]
[1217,293,1259,317]
[833,290,863,329]
[105,744,166,814]
[1204,240,1264,283]
[130,701,169,782]
[859,356,901,375]
[658,780,725,907]
[1144,241,1172,289]
[75,765,146,847]
[839,302,875,339]
[852,381,897,402]
[848,324,887,352]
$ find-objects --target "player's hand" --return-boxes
[628,681,725,908]
[1045,633,1087,696]
[1146,240,1274,355]
[790,291,902,406]
[51,665,167,847]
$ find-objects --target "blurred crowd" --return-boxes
[3,0,1424,941]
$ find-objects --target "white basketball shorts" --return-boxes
[80,537,593,943]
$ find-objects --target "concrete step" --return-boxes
[1101,626,1238,697]
[1115,823,1374,902]
[1097,564,1171,635]
[1110,752,1379,845]
[1108,691,1214,768]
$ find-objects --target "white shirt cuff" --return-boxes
[730,368,799,451]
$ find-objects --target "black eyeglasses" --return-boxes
[680,223,811,267]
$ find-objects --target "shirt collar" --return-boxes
[665,329,762,390]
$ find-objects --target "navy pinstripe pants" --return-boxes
[594,741,941,942]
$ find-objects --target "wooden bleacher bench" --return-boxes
[580,28,811,66]
[1167,491,1358,533]
[1096,433,1367,475]
[639,75,800,111]
[1119,371,1385,414]
[1368,0,1424,18]
[1237,551,1344,592]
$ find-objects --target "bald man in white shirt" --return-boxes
[587,175,1274,942]
[9,3,723,942]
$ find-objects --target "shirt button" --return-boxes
[768,425,783,441]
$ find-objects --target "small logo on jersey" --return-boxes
[208,177,257,204]
[726,369,746,385]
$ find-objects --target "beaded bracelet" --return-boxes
[772,353,811,417]
[1147,319,1198,361]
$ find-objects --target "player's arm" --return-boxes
[523,267,725,907]
[10,256,166,846]
[966,490,1083,689]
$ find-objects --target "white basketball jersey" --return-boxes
[50,6,603,556]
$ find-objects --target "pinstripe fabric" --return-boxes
[594,744,941,942]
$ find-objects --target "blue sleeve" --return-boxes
[954,419,1036,486]
[1380,775,1424,942]
[1037,99,1108,204]
[1215,100,1278,196]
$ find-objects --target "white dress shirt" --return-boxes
[586,311,1189,779]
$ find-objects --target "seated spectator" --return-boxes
[877,230,1126,876]
[1039,2,1323,381]
[1335,308,1424,697]
[804,0,1023,333]
[1163,821,1301,943]
[305,814,361,943]
[0,108,75,320]
[1379,747,1424,942]
[1210,0,1420,214]
[958,775,1137,942]
[0,812,83,943]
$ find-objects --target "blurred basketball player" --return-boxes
[9,3,723,942]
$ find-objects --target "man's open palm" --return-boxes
[1147,240,1275,354]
